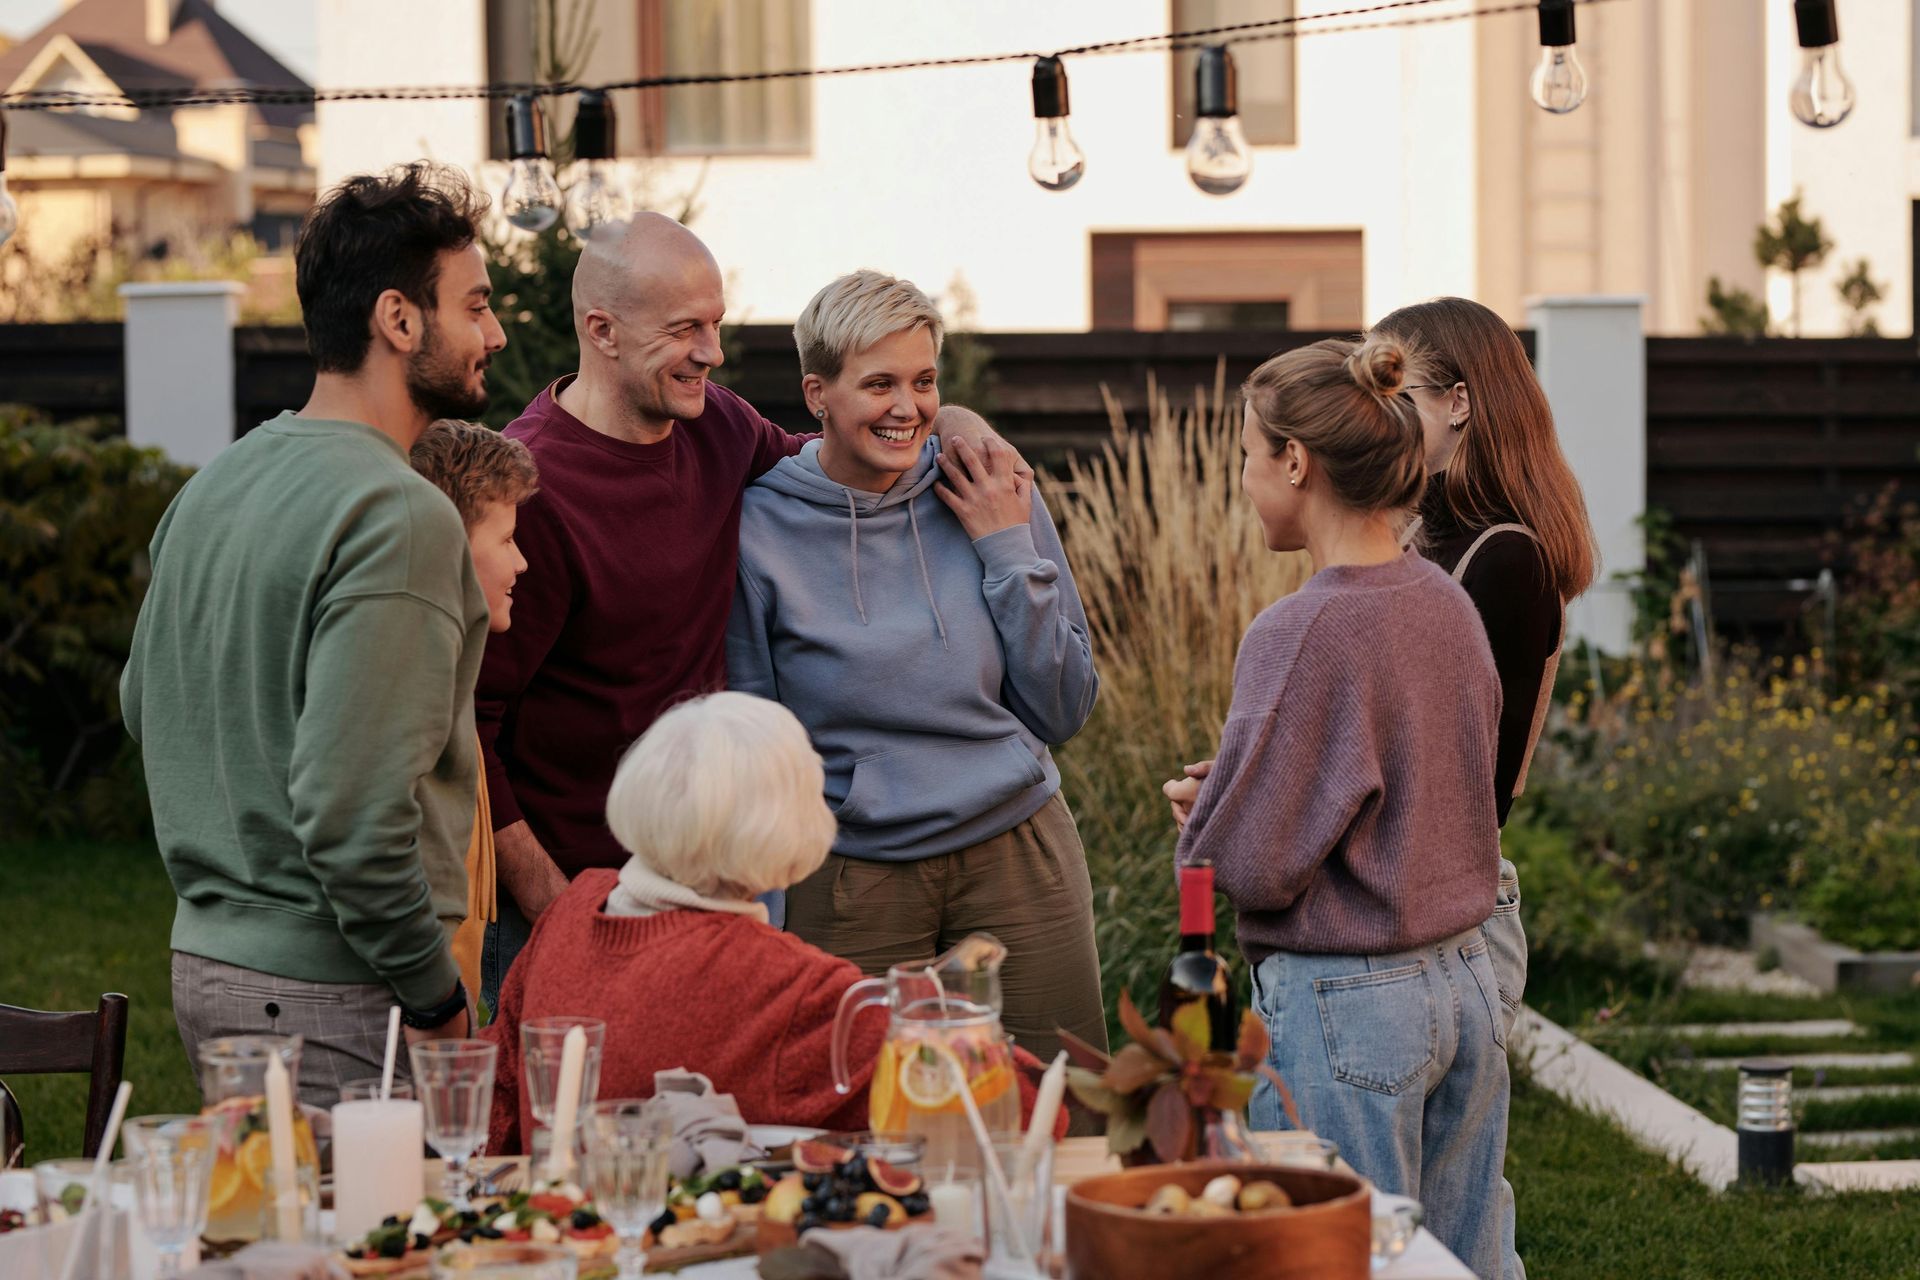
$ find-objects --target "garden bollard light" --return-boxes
[1736,1059,1794,1186]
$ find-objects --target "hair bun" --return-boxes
[1345,336,1409,398]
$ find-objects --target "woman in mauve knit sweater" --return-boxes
[1162,335,1508,1280]
[484,691,1058,1153]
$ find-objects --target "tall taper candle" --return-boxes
[544,1025,587,1182]
[265,1052,302,1240]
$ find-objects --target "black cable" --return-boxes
[0,0,1622,112]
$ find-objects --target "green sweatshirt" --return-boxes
[121,412,488,1009]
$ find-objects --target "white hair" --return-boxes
[605,692,837,898]
[794,269,944,379]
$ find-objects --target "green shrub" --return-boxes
[0,407,192,838]
[1500,815,1642,971]
[1801,807,1920,952]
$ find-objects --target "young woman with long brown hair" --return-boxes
[1162,335,1509,1278]
[1374,296,1598,1280]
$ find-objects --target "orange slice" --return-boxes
[206,1156,243,1213]
[237,1131,273,1191]
[868,1042,904,1132]
[897,1044,961,1112]
[968,1064,1014,1111]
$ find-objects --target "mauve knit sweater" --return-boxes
[1177,552,1503,963]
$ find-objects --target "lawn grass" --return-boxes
[1508,1077,1920,1278]
[2,840,199,1162]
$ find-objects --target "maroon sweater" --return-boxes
[484,870,1062,1152]
[1177,553,1502,962]
[475,382,807,874]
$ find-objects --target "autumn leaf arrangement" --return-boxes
[1061,992,1300,1164]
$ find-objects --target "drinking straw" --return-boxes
[1015,1051,1068,1183]
[379,1005,402,1102]
[948,1056,1029,1261]
[58,1079,131,1280]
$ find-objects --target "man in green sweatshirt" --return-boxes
[121,162,507,1107]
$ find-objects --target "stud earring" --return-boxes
[1289,476,1299,487]
[816,409,827,420]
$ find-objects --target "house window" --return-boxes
[1170,0,1296,148]
[1091,231,1363,331]
[486,0,810,158]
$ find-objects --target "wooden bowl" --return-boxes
[1064,1160,1370,1280]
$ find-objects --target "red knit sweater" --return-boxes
[484,871,1060,1152]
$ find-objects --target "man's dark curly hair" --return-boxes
[295,162,491,374]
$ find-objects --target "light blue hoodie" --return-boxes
[726,438,1099,861]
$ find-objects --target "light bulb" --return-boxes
[0,176,17,251]
[1186,117,1251,196]
[503,158,563,232]
[1187,45,1250,196]
[1529,46,1588,113]
[1027,56,1084,192]
[1029,118,1085,192]
[567,161,630,234]
[502,94,562,233]
[1789,45,1855,128]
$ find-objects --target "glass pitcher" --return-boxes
[830,934,1019,1174]
[195,1035,318,1244]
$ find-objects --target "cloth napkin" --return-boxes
[765,1225,985,1280]
[653,1068,768,1179]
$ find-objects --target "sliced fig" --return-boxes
[792,1140,853,1174]
[867,1159,922,1197]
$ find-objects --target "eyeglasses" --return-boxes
[1404,384,1455,394]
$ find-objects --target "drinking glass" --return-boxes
[126,1147,214,1276]
[520,1020,605,1126]
[986,1134,1052,1271]
[411,1040,498,1212]
[431,1241,578,1278]
[1268,1133,1341,1171]
[333,1079,425,1245]
[1370,1191,1423,1271]
[32,1158,97,1222]
[578,1099,672,1280]
[258,1163,321,1243]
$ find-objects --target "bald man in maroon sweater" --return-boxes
[474,216,1010,1005]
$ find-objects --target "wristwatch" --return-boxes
[400,981,469,1030]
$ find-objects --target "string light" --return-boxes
[1789,0,1854,129]
[1529,0,1588,113]
[1028,56,1085,192]
[0,111,17,249]
[501,94,563,232]
[1186,45,1251,196]
[566,89,630,233]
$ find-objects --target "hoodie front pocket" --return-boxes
[835,736,1046,832]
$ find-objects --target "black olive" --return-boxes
[570,1208,600,1229]
[378,1237,407,1259]
[458,1229,476,1244]
[715,1169,743,1191]
[381,1215,401,1228]
[476,1226,504,1240]
[648,1209,678,1237]
[740,1183,768,1205]
[412,1233,431,1250]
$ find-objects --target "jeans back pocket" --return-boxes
[1312,960,1437,1095]
[1459,936,1507,1049]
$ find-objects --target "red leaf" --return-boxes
[1056,1027,1113,1073]
[1117,990,1158,1055]
[1146,1081,1195,1164]
[1257,1063,1302,1131]
[1235,1010,1269,1073]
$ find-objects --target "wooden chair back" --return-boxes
[0,994,131,1159]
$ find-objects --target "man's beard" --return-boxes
[407,315,489,421]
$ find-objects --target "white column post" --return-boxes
[118,281,244,467]
[1527,294,1647,654]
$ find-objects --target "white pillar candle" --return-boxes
[264,1054,302,1241]
[929,1181,978,1235]
[543,1026,587,1183]
[331,1098,426,1243]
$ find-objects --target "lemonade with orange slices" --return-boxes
[867,1006,1020,1174]
[196,1036,321,1243]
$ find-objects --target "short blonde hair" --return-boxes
[794,269,944,379]
[410,420,539,527]
[605,692,837,898]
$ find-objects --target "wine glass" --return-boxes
[578,1100,672,1280]
[410,1040,498,1212]
[126,1148,215,1276]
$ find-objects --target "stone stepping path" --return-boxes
[1695,1051,1915,1072]
[1805,1083,1920,1102]
[1800,1127,1920,1149]
[1654,1018,1861,1039]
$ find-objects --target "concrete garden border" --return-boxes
[1749,914,1920,995]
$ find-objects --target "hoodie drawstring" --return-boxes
[845,489,868,625]
[907,498,951,651]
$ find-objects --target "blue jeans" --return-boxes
[1486,859,1527,1280]
[480,891,534,1018]
[1249,926,1511,1280]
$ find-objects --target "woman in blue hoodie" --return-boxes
[726,269,1107,1063]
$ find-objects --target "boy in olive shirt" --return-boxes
[121,163,507,1106]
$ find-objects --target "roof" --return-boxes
[0,0,312,129]
[9,104,186,160]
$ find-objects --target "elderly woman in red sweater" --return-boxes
[484,691,1058,1152]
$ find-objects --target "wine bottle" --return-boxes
[1159,860,1236,1051]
